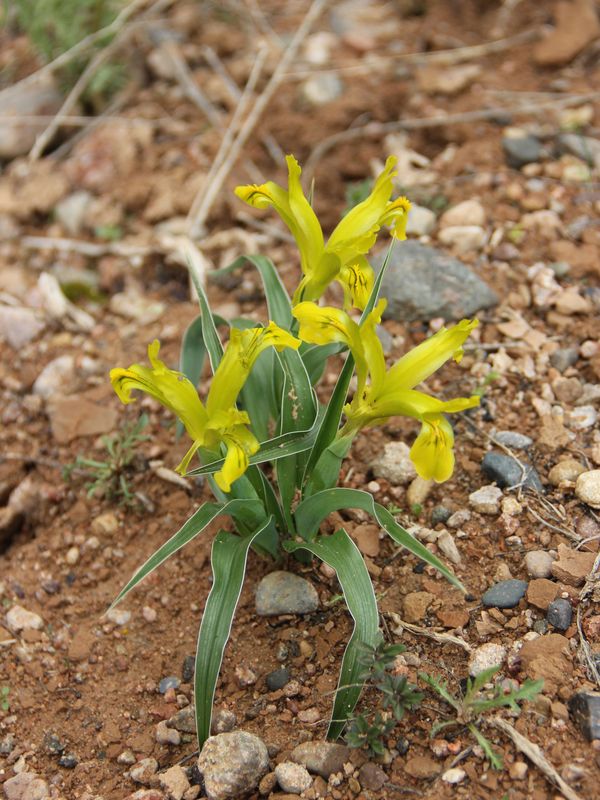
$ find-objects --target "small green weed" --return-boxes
[473,369,500,398]
[0,686,10,712]
[345,640,423,755]
[420,666,543,769]
[63,414,149,505]
[344,178,374,214]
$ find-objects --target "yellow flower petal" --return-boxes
[207,322,300,415]
[110,339,207,440]
[384,319,479,393]
[213,423,260,493]
[336,257,375,311]
[380,196,411,241]
[409,417,456,482]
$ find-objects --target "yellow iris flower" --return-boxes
[110,323,300,492]
[293,301,480,482]
[235,155,410,311]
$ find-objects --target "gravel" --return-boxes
[197,732,269,800]
[378,241,498,322]
[546,598,573,631]
[482,579,528,609]
[524,550,555,579]
[568,692,600,741]
[481,452,543,492]
[255,571,319,616]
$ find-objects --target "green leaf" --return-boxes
[284,528,380,740]
[195,516,276,747]
[215,255,293,329]
[293,487,463,590]
[301,241,396,485]
[303,433,354,497]
[275,347,317,532]
[185,259,223,372]
[109,499,267,610]
[301,342,345,386]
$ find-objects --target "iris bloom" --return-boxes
[293,301,479,482]
[110,324,300,492]
[235,155,410,311]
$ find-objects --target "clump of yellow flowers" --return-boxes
[112,155,478,488]
[110,155,480,750]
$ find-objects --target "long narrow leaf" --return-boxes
[185,419,321,476]
[293,487,463,590]
[185,256,223,372]
[301,341,345,386]
[302,241,396,484]
[284,528,380,740]
[109,499,266,610]
[195,516,276,746]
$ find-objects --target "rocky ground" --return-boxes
[1,1,600,799]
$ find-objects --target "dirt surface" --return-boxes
[1,1,600,799]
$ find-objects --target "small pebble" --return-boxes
[525,550,555,579]
[469,485,503,515]
[274,762,312,794]
[58,754,78,769]
[494,431,533,449]
[430,505,451,525]
[442,767,466,784]
[156,720,181,745]
[575,470,600,509]
[548,459,586,486]
[65,546,80,565]
[5,605,44,632]
[481,452,543,492]
[469,643,506,676]
[549,347,579,373]
[106,608,131,626]
[159,676,180,694]
[482,579,528,609]
[509,761,528,780]
[546,598,572,631]
[370,441,416,486]
[182,654,195,683]
[266,667,290,691]
[142,606,157,623]
[503,134,541,168]
[568,692,600,741]
[255,571,319,616]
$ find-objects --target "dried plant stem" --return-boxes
[490,717,584,800]
[283,28,540,80]
[304,91,600,180]
[387,612,472,653]
[186,0,330,239]
[21,235,153,258]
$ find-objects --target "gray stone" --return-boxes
[3,772,49,800]
[6,604,43,633]
[378,241,498,322]
[406,203,436,236]
[430,505,451,525]
[502,135,542,169]
[568,692,600,741]
[301,73,343,106]
[197,731,269,800]
[33,355,76,399]
[468,643,506,676]
[130,758,159,785]
[524,550,555,579]
[181,654,195,683]
[159,675,180,693]
[482,579,528,609]
[358,762,387,791]
[211,709,237,734]
[274,762,312,793]
[265,667,290,691]
[370,441,416,485]
[255,571,318,616]
[167,706,195,734]
[557,133,600,168]
[0,306,45,349]
[468,485,502,515]
[0,75,62,159]
[58,754,78,769]
[290,741,351,778]
[546,598,572,631]
[494,431,533,450]
[481,452,543,492]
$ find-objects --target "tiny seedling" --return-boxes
[473,369,500,398]
[420,666,543,769]
[346,640,423,755]
[63,414,149,505]
[1,686,10,712]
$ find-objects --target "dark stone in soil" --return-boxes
[396,738,409,755]
[58,754,78,769]
[546,598,573,631]
[568,692,600,741]
[533,618,549,635]
[481,452,543,492]
[502,135,542,168]
[493,431,533,450]
[430,505,451,525]
[549,348,579,373]
[359,762,388,791]
[43,732,66,755]
[159,675,180,693]
[182,654,195,683]
[482,579,528,609]
[378,241,498,322]
[266,667,291,691]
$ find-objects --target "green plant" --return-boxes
[346,640,423,755]
[420,667,543,769]
[344,178,374,214]
[7,0,125,101]
[63,414,149,505]
[109,155,481,751]
[473,369,500,398]
[0,686,10,712]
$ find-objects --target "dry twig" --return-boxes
[490,716,584,800]
[387,612,472,653]
[21,235,153,259]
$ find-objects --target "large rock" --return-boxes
[378,241,497,322]
[197,731,269,800]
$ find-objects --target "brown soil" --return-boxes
[1,2,600,799]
